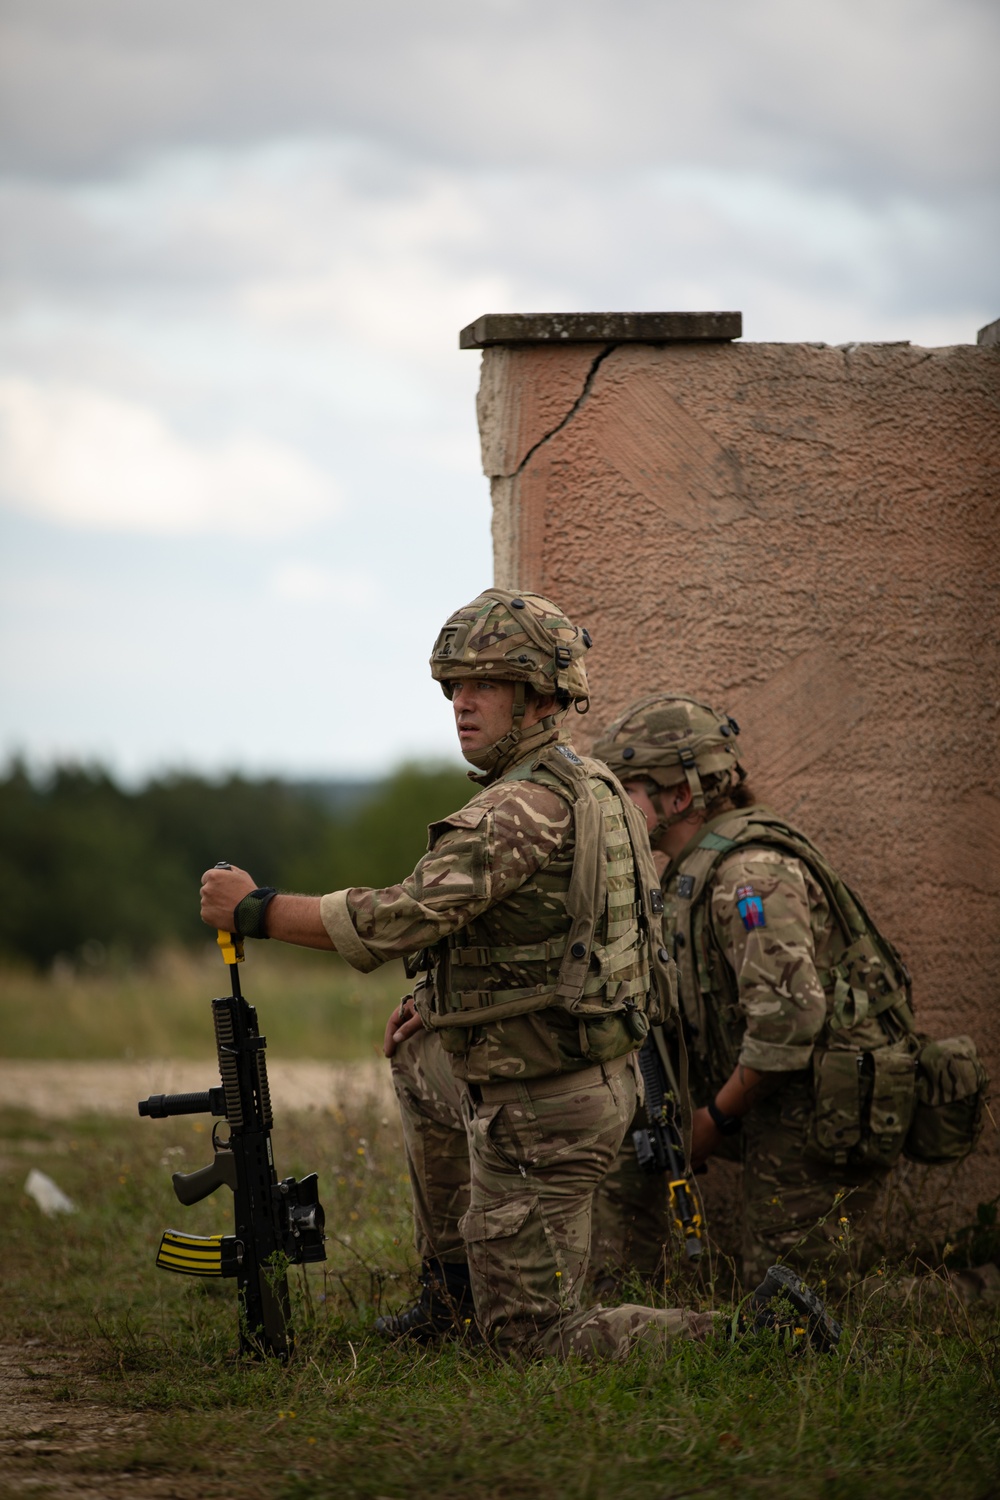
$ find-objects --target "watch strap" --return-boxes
[707,1097,741,1135]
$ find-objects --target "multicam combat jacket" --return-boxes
[321,730,673,1084]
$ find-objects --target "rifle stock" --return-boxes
[138,905,326,1359]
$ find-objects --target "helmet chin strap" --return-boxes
[464,684,561,782]
[677,748,707,811]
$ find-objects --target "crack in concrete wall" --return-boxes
[507,344,617,479]
[488,342,618,588]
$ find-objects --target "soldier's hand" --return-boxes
[690,1105,723,1169]
[383,997,425,1058]
[200,864,256,929]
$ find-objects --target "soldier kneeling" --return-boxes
[590,695,987,1292]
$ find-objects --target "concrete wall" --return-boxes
[470,322,1000,1244]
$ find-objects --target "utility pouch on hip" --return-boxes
[810,1050,863,1162]
[904,1035,988,1165]
[853,1042,917,1169]
[810,1041,916,1169]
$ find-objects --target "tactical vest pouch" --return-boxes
[810,1050,863,1160]
[904,1036,988,1165]
[810,1041,916,1168]
[854,1042,917,1168]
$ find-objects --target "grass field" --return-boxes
[1,959,998,1498]
[0,946,404,1061]
[3,1099,999,1500]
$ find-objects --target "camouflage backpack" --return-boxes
[668,808,988,1171]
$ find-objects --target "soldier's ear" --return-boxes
[524,687,559,724]
[674,784,694,812]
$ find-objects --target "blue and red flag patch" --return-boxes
[736,883,766,931]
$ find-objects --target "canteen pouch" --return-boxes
[905,1035,988,1165]
[810,1042,916,1168]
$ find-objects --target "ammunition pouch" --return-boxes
[809,1039,917,1169]
[904,1035,988,1165]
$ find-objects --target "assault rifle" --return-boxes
[138,891,326,1358]
[632,1027,703,1261]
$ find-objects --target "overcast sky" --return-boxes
[1,0,997,781]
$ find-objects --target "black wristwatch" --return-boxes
[707,1097,741,1135]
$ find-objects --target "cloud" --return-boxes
[0,378,338,535]
[4,139,993,360]
[1,0,996,198]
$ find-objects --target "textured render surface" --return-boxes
[476,336,1000,1232]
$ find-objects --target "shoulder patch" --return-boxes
[556,744,583,765]
[736,883,767,931]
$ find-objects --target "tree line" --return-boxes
[0,759,472,968]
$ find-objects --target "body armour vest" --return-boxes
[667,806,915,1082]
[416,743,676,1034]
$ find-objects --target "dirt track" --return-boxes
[0,1344,163,1500]
[0,1058,394,1119]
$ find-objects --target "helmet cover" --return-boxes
[592,693,744,810]
[430,588,591,706]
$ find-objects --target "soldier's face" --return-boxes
[451,679,518,758]
[623,779,661,837]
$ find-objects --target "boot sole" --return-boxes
[759,1264,842,1352]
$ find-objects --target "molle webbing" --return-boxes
[430,749,649,1028]
[670,808,913,1063]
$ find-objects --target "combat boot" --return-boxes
[739,1264,842,1352]
[375,1258,476,1343]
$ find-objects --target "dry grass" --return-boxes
[0,946,405,1061]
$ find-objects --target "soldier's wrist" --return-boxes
[707,1097,741,1135]
[234,887,278,939]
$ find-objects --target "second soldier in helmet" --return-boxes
[591,694,920,1289]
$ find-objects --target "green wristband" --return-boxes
[234,887,278,940]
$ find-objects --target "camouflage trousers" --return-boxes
[390,1025,715,1358]
[592,1073,890,1289]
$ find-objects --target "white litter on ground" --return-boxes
[24,1167,77,1215]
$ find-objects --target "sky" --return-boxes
[1,0,997,782]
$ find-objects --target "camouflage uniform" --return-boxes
[321,724,712,1356]
[592,697,917,1286]
[320,594,715,1357]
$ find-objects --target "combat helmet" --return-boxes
[592,694,745,838]
[430,588,591,774]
